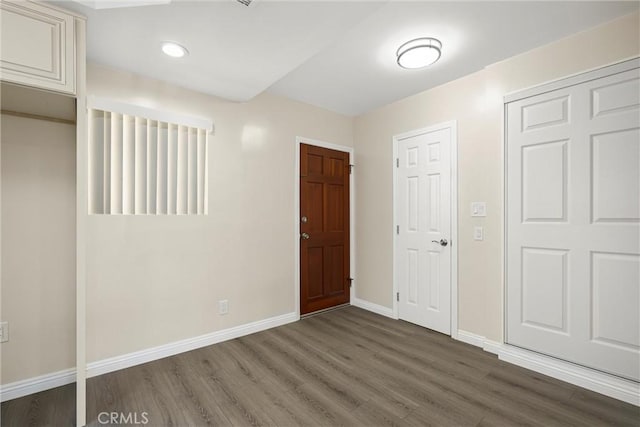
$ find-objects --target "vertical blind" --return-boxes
[89,108,209,215]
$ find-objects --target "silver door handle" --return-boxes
[301,233,310,240]
[431,239,448,246]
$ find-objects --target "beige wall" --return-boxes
[85,63,354,362]
[353,12,640,341]
[1,114,76,384]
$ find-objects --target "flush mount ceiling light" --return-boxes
[396,37,442,69]
[161,41,189,58]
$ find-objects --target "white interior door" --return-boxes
[506,63,640,381]
[396,127,451,334]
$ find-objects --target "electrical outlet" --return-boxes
[218,300,229,315]
[0,321,8,343]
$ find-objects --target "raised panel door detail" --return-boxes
[307,247,324,299]
[0,1,75,94]
[326,184,344,232]
[592,78,640,117]
[592,252,640,351]
[522,96,569,131]
[327,245,345,295]
[307,154,323,175]
[407,176,419,232]
[427,251,440,311]
[304,182,323,232]
[407,147,419,167]
[329,157,344,178]
[522,140,567,222]
[428,174,440,232]
[592,129,640,223]
[428,142,440,163]
[407,249,419,305]
[521,248,568,333]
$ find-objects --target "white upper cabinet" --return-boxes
[0,1,79,95]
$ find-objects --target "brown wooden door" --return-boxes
[300,143,350,315]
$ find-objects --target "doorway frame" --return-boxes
[294,137,356,320]
[392,121,458,338]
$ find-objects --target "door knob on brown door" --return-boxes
[431,238,448,246]
[301,232,310,240]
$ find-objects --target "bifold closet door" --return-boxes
[506,65,640,381]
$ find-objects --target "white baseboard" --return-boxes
[457,329,502,355]
[351,297,394,319]
[482,339,503,355]
[456,329,640,406]
[87,311,297,378]
[1,311,297,402]
[7,315,636,407]
[456,329,485,347]
[499,344,639,406]
[1,368,76,403]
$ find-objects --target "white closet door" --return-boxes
[506,66,640,381]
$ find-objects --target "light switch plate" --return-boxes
[471,202,487,217]
[474,226,484,241]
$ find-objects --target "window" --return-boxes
[88,98,212,215]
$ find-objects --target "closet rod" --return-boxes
[1,109,76,125]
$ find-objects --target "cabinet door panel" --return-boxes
[0,1,75,94]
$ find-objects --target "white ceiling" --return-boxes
[54,1,638,116]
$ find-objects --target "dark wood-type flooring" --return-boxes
[2,306,639,426]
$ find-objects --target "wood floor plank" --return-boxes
[368,348,584,426]
[289,382,361,426]
[342,323,492,384]
[234,335,307,392]
[1,383,75,427]
[244,375,322,426]
[159,356,232,426]
[258,335,365,412]
[3,306,638,427]
[271,324,419,419]
[483,361,576,402]
[567,388,640,426]
[267,327,379,398]
[196,366,274,426]
[351,400,406,427]
[353,352,489,425]
[402,404,483,427]
[295,314,379,355]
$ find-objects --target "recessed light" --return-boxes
[161,41,188,58]
[397,37,442,69]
